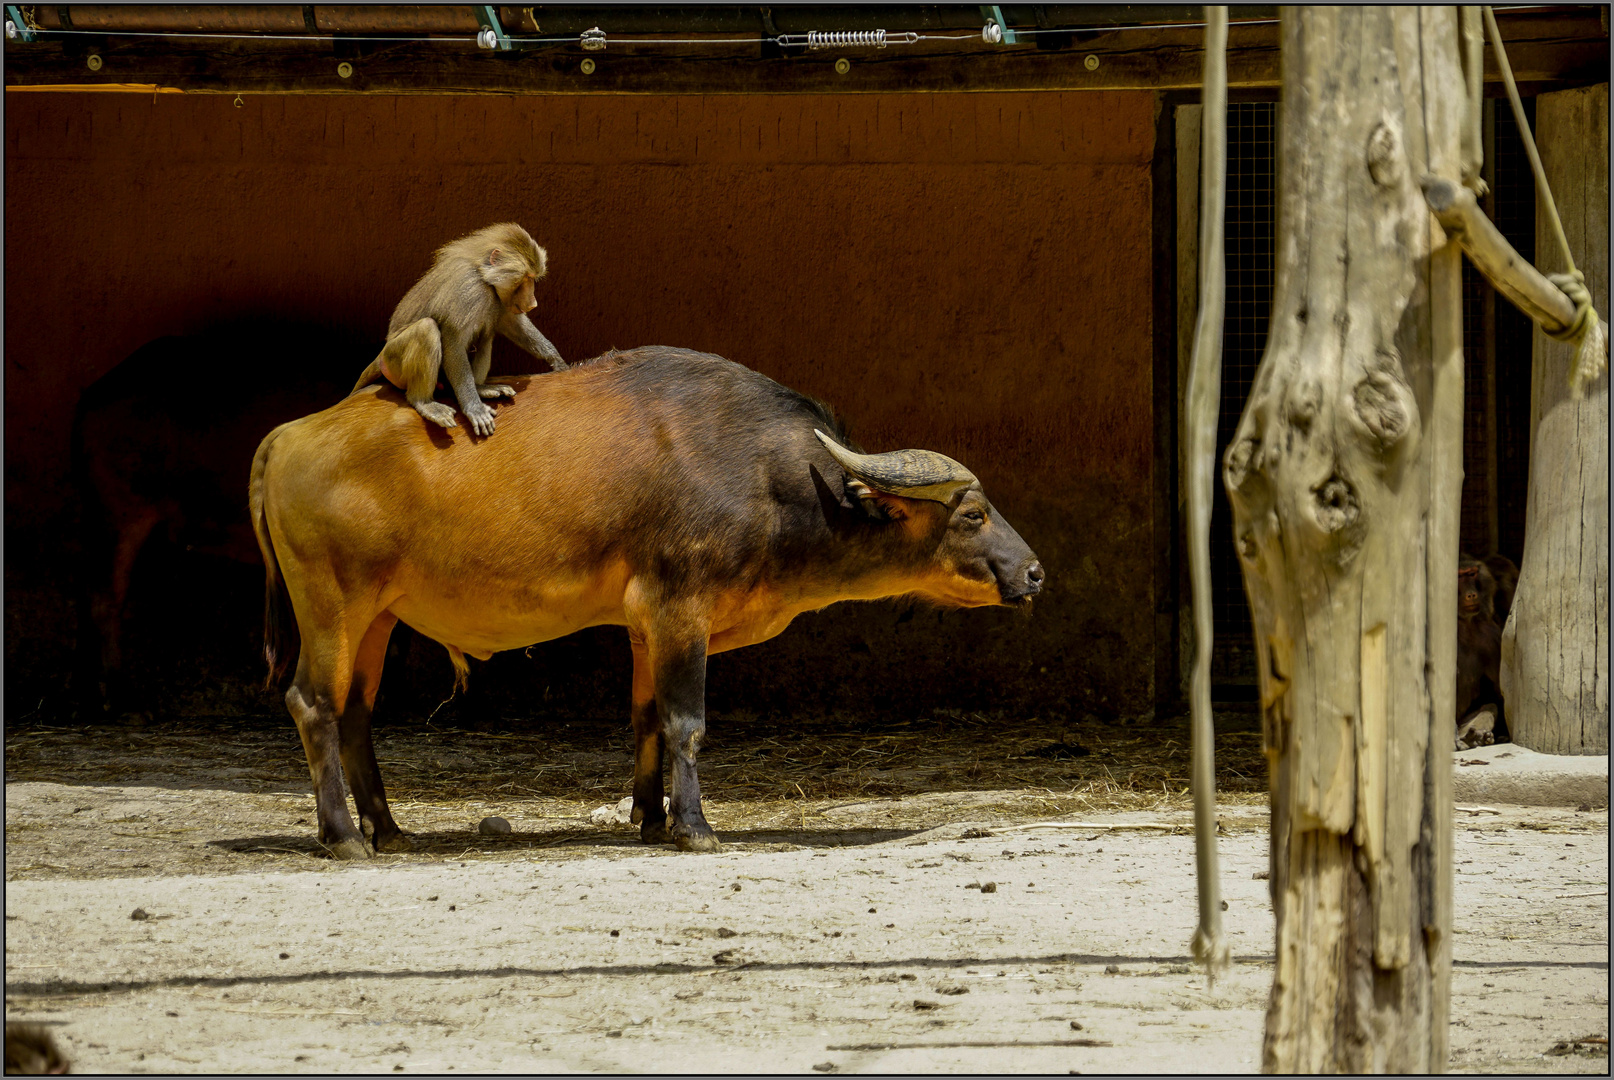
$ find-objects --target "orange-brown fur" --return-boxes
[262,376,998,679]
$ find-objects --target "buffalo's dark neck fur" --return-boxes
[588,347,952,604]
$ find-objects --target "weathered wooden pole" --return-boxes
[1222,7,1461,1071]
[1500,82,1610,755]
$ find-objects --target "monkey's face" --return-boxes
[504,274,538,315]
[1458,567,1486,617]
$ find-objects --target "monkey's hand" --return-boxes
[478,380,518,400]
[414,401,461,430]
[463,400,498,437]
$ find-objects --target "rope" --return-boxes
[1483,5,1607,396]
[1186,5,1230,989]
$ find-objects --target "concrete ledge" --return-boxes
[1453,742,1610,807]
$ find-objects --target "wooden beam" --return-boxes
[1423,176,1580,333]
[2,11,1602,95]
[1151,90,1182,715]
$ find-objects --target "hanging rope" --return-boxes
[1186,5,1230,987]
[1483,6,1607,397]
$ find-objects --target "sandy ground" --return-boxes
[4,772,1608,1074]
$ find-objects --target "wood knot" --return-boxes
[1286,381,1322,434]
[1224,436,1258,490]
[1312,475,1359,533]
[1366,120,1402,188]
[1352,348,1416,449]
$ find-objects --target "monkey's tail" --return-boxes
[350,357,385,396]
[250,423,300,688]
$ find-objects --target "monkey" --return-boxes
[352,223,566,436]
[4,1024,70,1075]
[1483,552,1519,628]
[1455,554,1509,749]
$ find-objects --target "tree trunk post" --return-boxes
[1222,7,1461,1071]
[1500,82,1610,756]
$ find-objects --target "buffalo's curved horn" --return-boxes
[814,430,977,504]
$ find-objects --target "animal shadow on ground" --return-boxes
[208,827,922,859]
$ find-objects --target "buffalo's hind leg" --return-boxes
[286,642,369,862]
[339,611,411,853]
[628,641,671,844]
[652,633,720,853]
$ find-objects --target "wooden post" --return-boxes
[1500,82,1610,756]
[1222,7,1459,1071]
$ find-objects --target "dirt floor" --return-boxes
[4,713,1609,1074]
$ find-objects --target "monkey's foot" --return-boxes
[1456,706,1498,750]
[464,402,497,437]
[415,402,460,430]
[639,819,673,845]
[478,382,517,400]
[324,837,372,861]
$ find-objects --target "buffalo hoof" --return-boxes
[639,820,673,845]
[325,837,371,861]
[674,831,723,854]
[373,832,414,854]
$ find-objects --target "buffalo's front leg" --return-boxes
[628,641,671,844]
[653,635,720,852]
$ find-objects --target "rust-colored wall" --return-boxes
[5,89,1159,718]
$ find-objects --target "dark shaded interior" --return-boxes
[5,90,1158,731]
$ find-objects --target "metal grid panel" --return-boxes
[1209,102,1275,684]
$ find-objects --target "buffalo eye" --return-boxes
[962,509,986,525]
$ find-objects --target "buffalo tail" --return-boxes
[249,423,299,688]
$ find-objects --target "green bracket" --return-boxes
[474,4,511,50]
[6,5,36,42]
[980,4,1017,45]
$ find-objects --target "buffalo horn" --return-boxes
[814,430,977,504]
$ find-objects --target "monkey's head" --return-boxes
[1458,558,1495,621]
[482,248,544,315]
[460,223,548,316]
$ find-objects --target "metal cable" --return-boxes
[4,6,1550,49]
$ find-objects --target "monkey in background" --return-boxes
[4,1024,69,1075]
[352,223,566,436]
[1484,552,1519,627]
[1456,554,1508,748]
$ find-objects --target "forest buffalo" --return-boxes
[251,346,1043,857]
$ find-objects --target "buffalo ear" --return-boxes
[847,478,910,521]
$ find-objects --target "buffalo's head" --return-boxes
[815,430,1045,608]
